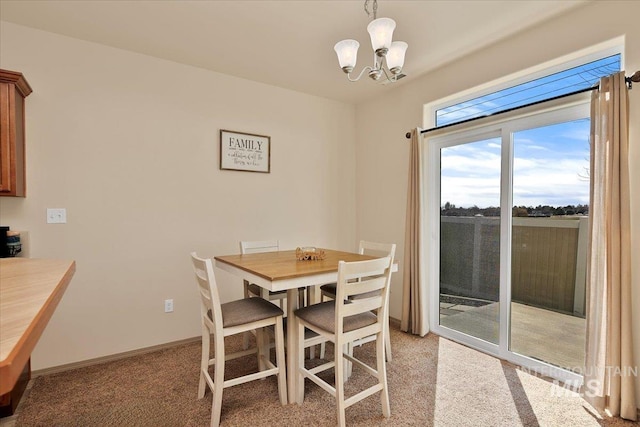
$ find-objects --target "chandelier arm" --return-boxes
[372,51,380,69]
[347,66,374,82]
[379,65,397,83]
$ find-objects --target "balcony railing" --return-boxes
[440,216,588,316]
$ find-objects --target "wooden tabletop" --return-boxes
[214,249,375,281]
[0,258,75,395]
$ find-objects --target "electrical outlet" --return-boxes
[164,299,174,313]
[47,208,67,224]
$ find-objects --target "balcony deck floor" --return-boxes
[440,301,585,371]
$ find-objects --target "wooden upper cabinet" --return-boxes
[0,69,32,197]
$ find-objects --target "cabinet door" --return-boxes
[0,82,13,194]
[0,69,30,197]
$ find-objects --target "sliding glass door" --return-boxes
[439,136,501,345]
[510,119,589,371]
[430,103,590,381]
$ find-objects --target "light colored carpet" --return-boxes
[11,322,637,426]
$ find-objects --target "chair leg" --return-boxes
[256,328,266,373]
[309,342,316,359]
[335,339,347,427]
[296,319,306,404]
[211,335,225,427]
[319,290,326,359]
[242,332,251,351]
[242,280,251,350]
[345,343,353,381]
[275,316,288,405]
[198,326,210,399]
[385,317,392,362]
[318,290,332,359]
[301,286,317,360]
[377,331,391,418]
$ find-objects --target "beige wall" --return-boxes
[356,1,640,407]
[0,22,357,370]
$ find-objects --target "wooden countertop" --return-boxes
[0,258,75,395]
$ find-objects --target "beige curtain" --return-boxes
[584,71,637,421]
[401,128,429,336]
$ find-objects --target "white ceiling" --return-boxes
[0,0,587,104]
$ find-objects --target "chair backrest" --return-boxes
[240,240,279,254]
[334,255,394,335]
[190,252,223,334]
[357,241,396,290]
[359,240,396,259]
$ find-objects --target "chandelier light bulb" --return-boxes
[334,39,360,73]
[386,41,408,74]
[367,17,396,55]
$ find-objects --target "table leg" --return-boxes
[308,284,318,305]
[286,288,299,404]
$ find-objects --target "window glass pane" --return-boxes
[439,137,501,345]
[510,119,589,371]
[436,54,620,127]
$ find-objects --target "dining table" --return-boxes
[214,248,381,403]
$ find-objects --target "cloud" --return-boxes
[526,145,549,150]
[560,127,590,142]
[441,148,589,208]
[438,116,591,208]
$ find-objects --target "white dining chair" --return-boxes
[240,240,288,304]
[240,240,315,359]
[294,256,394,426]
[240,240,307,306]
[319,241,396,362]
[240,239,307,351]
[190,252,287,427]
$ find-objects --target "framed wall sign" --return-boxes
[219,129,271,173]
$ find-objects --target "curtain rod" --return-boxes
[405,70,640,139]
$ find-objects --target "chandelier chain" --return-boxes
[364,0,378,20]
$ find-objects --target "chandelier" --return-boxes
[334,0,408,83]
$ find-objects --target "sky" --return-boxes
[440,119,590,208]
[436,54,620,127]
[437,54,618,209]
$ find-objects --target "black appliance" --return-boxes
[0,226,21,258]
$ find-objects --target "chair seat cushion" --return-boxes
[320,282,337,296]
[320,282,378,299]
[294,301,376,334]
[220,297,284,328]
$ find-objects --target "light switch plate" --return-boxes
[47,208,67,224]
